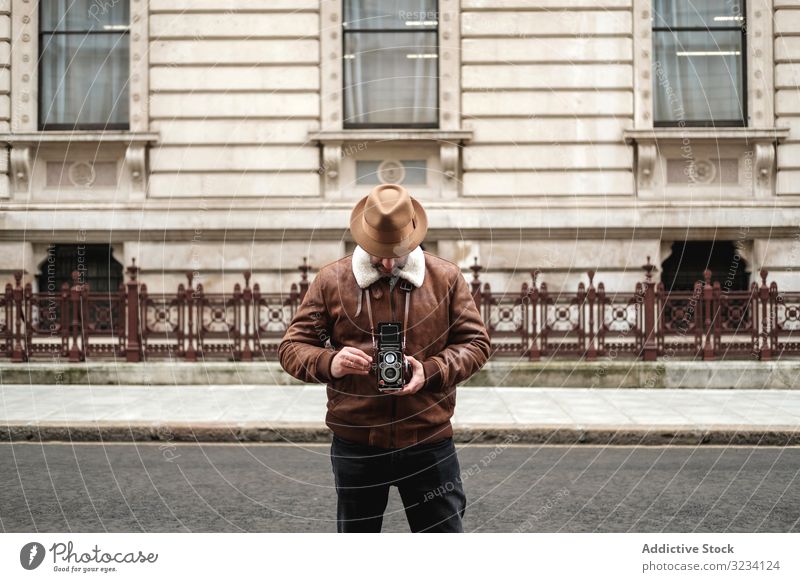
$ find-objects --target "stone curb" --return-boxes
[2,359,800,389]
[2,422,798,446]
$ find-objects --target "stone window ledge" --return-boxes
[308,130,473,198]
[623,127,789,145]
[623,127,790,197]
[308,129,473,144]
[0,132,160,197]
[0,131,160,145]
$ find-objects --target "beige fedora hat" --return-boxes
[349,184,428,258]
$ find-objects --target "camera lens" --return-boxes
[384,352,397,364]
[382,366,399,382]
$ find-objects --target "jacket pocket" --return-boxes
[445,387,457,409]
[328,376,352,412]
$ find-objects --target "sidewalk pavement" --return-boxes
[1,384,799,445]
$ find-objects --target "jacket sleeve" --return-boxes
[421,269,492,392]
[278,271,338,384]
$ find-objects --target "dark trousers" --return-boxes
[330,434,467,533]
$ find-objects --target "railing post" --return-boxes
[702,269,715,361]
[758,268,772,361]
[597,281,606,357]
[80,281,90,360]
[288,282,298,315]
[11,272,26,362]
[641,256,658,361]
[577,280,587,358]
[185,271,197,362]
[59,281,69,357]
[712,279,722,358]
[68,271,83,362]
[469,256,482,308]
[529,270,540,361]
[126,259,142,362]
[481,282,492,337]
[241,271,253,362]
[586,270,597,361]
[3,282,12,358]
[298,257,310,302]
[253,281,263,357]
[520,281,529,357]
[539,280,550,358]
[769,280,778,357]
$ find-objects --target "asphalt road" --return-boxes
[1,442,798,533]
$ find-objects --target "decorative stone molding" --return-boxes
[319,0,342,131]
[438,0,461,131]
[125,143,147,198]
[439,143,459,198]
[0,131,159,199]
[754,142,775,190]
[747,0,775,126]
[129,0,149,132]
[309,130,472,199]
[624,128,790,198]
[632,0,653,128]
[9,146,31,194]
[320,140,343,198]
[11,0,37,133]
[636,143,657,191]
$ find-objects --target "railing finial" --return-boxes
[641,255,656,282]
[127,258,139,282]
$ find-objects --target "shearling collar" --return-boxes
[351,244,425,289]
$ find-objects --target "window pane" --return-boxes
[356,160,382,184]
[41,0,130,32]
[40,33,129,128]
[356,159,427,184]
[653,0,744,29]
[653,30,744,124]
[402,160,427,184]
[344,0,438,30]
[344,32,438,126]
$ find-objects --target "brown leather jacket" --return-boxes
[278,251,491,448]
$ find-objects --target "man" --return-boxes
[278,183,491,533]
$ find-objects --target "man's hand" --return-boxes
[391,355,424,396]
[331,346,373,378]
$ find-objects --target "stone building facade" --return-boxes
[1,0,798,298]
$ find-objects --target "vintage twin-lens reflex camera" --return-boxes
[375,322,411,391]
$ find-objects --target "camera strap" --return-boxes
[364,282,412,353]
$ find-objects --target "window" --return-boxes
[38,244,123,295]
[342,0,439,128]
[39,0,130,130]
[652,0,746,127]
[661,240,749,292]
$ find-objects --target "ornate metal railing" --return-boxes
[1,256,797,363]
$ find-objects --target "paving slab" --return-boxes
[1,384,799,445]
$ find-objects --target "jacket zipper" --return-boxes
[389,279,397,448]
[390,398,397,449]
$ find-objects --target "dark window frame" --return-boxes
[652,2,748,128]
[38,7,131,131]
[342,1,440,130]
